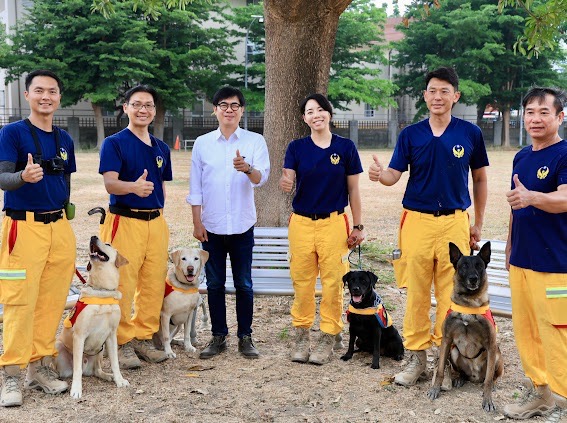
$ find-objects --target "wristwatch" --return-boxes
[244,164,254,174]
[353,224,364,231]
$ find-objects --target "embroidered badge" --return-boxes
[59,148,68,161]
[452,145,464,158]
[330,153,340,165]
[156,156,164,168]
[537,166,549,180]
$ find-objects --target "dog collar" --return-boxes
[164,277,199,297]
[447,302,497,328]
[347,303,393,328]
[63,297,119,328]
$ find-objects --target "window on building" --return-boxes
[364,103,375,118]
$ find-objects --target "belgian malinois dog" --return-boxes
[427,242,504,412]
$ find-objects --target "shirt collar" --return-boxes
[215,126,242,142]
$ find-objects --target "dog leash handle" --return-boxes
[88,206,107,224]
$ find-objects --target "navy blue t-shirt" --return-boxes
[389,117,489,211]
[0,120,76,212]
[99,128,172,209]
[283,134,363,214]
[510,140,567,273]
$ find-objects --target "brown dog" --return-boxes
[55,236,130,399]
[427,242,503,412]
[153,248,209,358]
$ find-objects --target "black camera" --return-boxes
[34,154,65,174]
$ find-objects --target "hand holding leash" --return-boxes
[21,153,44,183]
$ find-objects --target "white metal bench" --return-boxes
[183,139,195,151]
[477,239,511,317]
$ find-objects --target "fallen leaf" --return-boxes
[331,396,341,404]
[187,365,214,371]
[184,373,200,377]
[190,388,208,395]
[434,409,441,415]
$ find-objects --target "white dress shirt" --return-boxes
[187,127,270,235]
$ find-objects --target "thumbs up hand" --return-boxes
[133,169,154,197]
[21,153,44,183]
[233,149,250,173]
[368,155,383,182]
[506,173,532,210]
[279,168,295,193]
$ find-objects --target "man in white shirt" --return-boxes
[188,86,270,359]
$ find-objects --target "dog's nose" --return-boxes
[187,265,194,273]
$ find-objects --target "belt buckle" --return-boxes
[433,210,441,217]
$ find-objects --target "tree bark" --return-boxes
[154,106,166,141]
[92,103,105,150]
[257,0,353,227]
[502,107,511,147]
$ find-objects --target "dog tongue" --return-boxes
[186,275,195,283]
[352,295,362,303]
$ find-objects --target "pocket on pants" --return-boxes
[545,279,567,327]
[0,268,28,305]
[393,255,407,289]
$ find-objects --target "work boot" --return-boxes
[334,332,344,350]
[432,349,453,391]
[394,350,427,386]
[118,342,142,370]
[545,392,567,423]
[199,335,227,359]
[238,335,260,359]
[308,332,334,365]
[131,338,168,363]
[24,357,68,394]
[503,378,556,419]
[291,328,310,363]
[1,365,22,407]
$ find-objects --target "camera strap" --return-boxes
[24,118,62,160]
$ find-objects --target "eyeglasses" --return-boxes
[217,102,242,111]
[128,103,156,111]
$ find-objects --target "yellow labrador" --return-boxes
[55,236,129,399]
[153,248,209,358]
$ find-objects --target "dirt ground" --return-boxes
[0,149,552,423]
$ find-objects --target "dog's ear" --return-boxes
[199,249,209,264]
[114,252,129,268]
[478,241,491,267]
[342,272,351,286]
[367,271,378,287]
[448,242,463,268]
[170,249,182,266]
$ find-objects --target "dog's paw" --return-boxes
[370,362,380,369]
[453,376,467,388]
[70,387,82,399]
[165,351,177,359]
[482,396,496,412]
[115,378,130,388]
[426,387,441,400]
[394,354,404,361]
[340,353,353,361]
[184,344,197,353]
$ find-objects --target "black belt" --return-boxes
[6,209,63,224]
[109,205,161,221]
[293,208,344,221]
[404,206,459,217]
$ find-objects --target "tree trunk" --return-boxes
[257,0,353,227]
[92,103,105,150]
[154,106,166,141]
[502,107,511,147]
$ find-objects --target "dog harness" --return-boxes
[163,277,199,298]
[446,302,497,329]
[63,296,120,328]
[346,295,393,329]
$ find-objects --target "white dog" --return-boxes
[153,248,209,358]
[55,236,130,399]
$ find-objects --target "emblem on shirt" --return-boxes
[452,145,465,158]
[330,153,340,165]
[156,156,164,168]
[537,166,549,180]
[59,148,68,162]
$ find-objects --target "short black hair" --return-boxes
[522,86,567,115]
[425,67,459,91]
[300,93,333,118]
[124,85,159,104]
[25,70,64,93]
[212,86,246,107]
